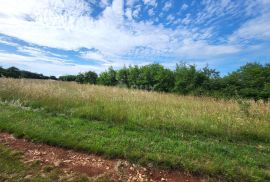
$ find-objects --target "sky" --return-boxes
[0,0,270,76]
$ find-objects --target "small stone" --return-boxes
[63,160,72,163]
[161,177,166,181]
[53,160,62,167]
[24,175,32,179]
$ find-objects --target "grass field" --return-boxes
[0,78,270,181]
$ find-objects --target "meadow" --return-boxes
[0,78,270,181]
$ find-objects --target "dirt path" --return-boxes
[0,133,206,182]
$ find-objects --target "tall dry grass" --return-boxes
[0,78,269,141]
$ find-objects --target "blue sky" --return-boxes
[0,0,270,76]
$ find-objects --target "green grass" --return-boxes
[0,78,270,143]
[0,104,269,182]
[0,78,270,182]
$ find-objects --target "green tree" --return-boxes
[75,73,85,84]
[59,75,77,81]
[98,67,118,86]
[139,64,174,92]
[223,63,270,100]
[5,67,21,78]
[128,65,141,89]
[0,66,6,77]
[117,65,129,87]
[174,63,197,94]
[84,71,98,84]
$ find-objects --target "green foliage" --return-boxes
[223,63,270,100]
[98,66,118,86]
[0,66,54,80]
[139,64,174,91]
[127,65,141,88]
[174,63,197,94]
[0,66,5,77]
[117,65,129,87]
[75,71,98,84]
[59,75,77,81]
[173,63,220,96]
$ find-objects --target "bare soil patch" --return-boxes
[0,132,206,182]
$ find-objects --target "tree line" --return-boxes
[1,63,270,100]
[0,66,57,80]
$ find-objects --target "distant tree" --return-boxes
[223,63,270,100]
[196,66,221,95]
[139,64,174,92]
[98,67,118,86]
[75,73,85,84]
[5,67,21,78]
[84,71,98,84]
[153,67,175,92]
[59,75,77,81]
[128,65,141,88]
[49,76,57,80]
[117,65,129,87]
[0,66,53,80]
[174,63,197,94]
[0,66,5,77]
[75,71,97,84]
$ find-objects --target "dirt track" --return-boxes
[0,132,206,182]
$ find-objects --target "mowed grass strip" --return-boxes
[0,104,270,182]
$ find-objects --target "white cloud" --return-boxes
[175,39,240,57]
[126,0,138,7]
[0,51,103,76]
[181,13,191,25]
[194,0,241,25]
[125,8,133,20]
[99,0,110,7]
[230,13,270,42]
[166,15,175,24]
[163,1,172,11]
[0,0,238,57]
[2,0,267,75]
[181,3,188,10]
[0,37,20,47]
[143,0,157,7]
[148,8,154,17]
[80,51,110,63]
[132,5,141,18]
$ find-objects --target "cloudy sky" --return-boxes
[0,0,270,76]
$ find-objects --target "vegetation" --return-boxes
[0,78,270,181]
[0,66,56,80]
[2,62,269,101]
[0,144,90,181]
